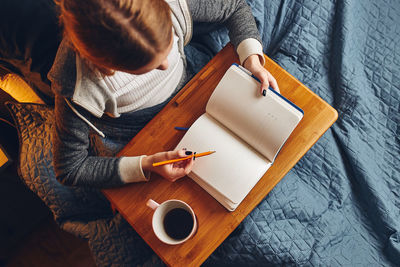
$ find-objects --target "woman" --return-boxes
[49,0,279,188]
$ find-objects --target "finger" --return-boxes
[164,150,180,160]
[252,69,270,96]
[170,169,187,181]
[173,157,192,173]
[177,149,192,158]
[168,155,194,182]
[261,81,270,96]
[268,73,280,93]
[162,168,182,182]
[168,176,179,182]
[168,175,179,182]
[183,157,194,174]
[173,159,187,169]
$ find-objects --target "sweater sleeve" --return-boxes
[52,95,127,188]
[187,0,264,64]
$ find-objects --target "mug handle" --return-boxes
[146,199,160,210]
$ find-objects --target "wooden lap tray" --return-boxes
[102,43,338,266]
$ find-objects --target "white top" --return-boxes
[103,34,183,114]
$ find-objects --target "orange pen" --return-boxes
[152,151,216,167]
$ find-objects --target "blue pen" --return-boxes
[174,126,190,131]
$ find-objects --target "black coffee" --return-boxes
[163,208,194,240]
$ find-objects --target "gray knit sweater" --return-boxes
[49,0,264,188]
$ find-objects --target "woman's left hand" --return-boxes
[243,54,280,95]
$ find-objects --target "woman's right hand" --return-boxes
[141,149,194,182]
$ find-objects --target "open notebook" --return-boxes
[176,64,304,211]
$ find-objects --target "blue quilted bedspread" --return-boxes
[193,0,400,265]
[8,0,399,266]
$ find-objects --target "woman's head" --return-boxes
[59,0,173,75]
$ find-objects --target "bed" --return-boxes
[2,0,399,266]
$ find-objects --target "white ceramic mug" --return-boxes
[146,199,197,245]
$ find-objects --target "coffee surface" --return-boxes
[163,208,194,240]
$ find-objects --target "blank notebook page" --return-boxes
[176,113,271,204]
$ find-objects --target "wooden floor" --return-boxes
[6,217,96,267]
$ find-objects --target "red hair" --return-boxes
[58,0,172,75]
